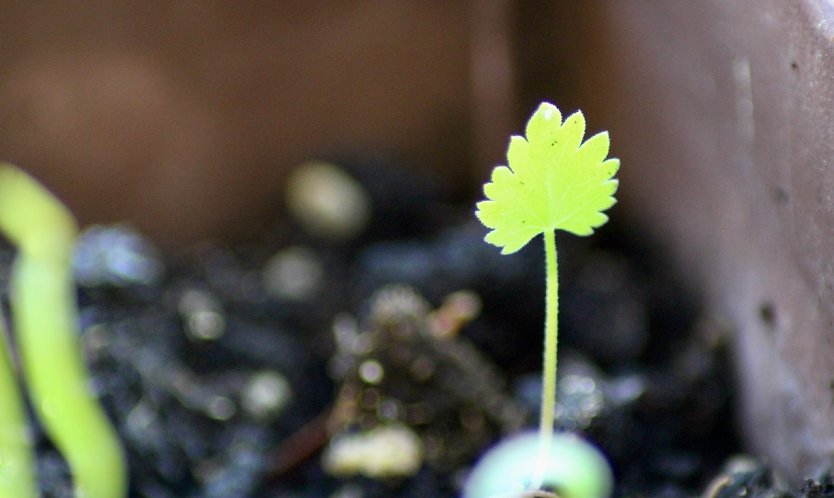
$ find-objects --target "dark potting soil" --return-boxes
[1,157,831,498]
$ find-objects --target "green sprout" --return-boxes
[0,163,127,498]
[475,102,619,490]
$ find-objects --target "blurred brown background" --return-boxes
[0,2,481,243]
[3,0,834,481]
[0,1,592,245]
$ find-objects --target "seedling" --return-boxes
[475,102,618,492]
[0,163,126,498]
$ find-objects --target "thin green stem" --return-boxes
[534,229,559,487]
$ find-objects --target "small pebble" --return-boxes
[323,424,423,479]
[285,161,371,241]
[205,395,236,421]
[178,289,225,341]
[605,373,646,406]
[555,374,605,431]
[262,246,323,301]
[83,323,113,358]
[126,398,158,436]
[358,359,385,385]
[73,224,163,287]
[240,370,292,421]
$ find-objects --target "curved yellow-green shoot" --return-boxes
[475,102,618,490]
[0,312,36,498]
[0,163,127,498]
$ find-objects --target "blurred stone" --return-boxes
[262,246,323,301]
[285,161,371,242]
[73,225,163,287]
[322,424,423,479]
[240,370,292,421]
[178,289,225,341]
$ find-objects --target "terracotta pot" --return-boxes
[4,0,832,481]
[572,0,834,479]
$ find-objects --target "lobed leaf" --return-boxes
[476,102,619,253]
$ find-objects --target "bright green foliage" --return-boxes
[474,102,618,496]
[0,163,127,498]
[476,102,619,253]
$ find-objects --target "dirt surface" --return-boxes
[1,157,831,497]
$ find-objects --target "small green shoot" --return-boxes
[475,102,618,489]
[0,163,127,498]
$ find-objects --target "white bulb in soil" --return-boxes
[462,431,613,498]
[322,424,423,479]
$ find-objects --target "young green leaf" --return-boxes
[476,102,619,254]
[474,103,619,492]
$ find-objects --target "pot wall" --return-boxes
[0,2,475,244]
[574,0,834,478]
